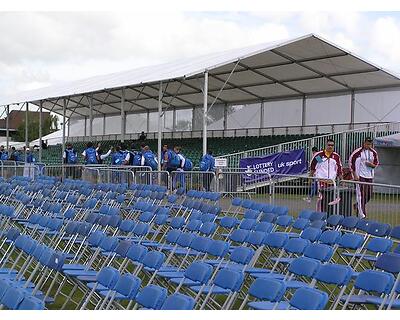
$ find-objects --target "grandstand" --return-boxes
[0,33,400,311]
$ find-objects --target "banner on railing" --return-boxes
[240,149,307,183]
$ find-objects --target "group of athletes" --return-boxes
[307,137,379,219]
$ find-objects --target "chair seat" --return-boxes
[190,285,232,295]
[250,272,286,280]
[0,268,18,274]
[245,267,273,274]
[270,257,293,264]
[86,282,109,291]
[156,271,185,279]
[248,301,290,310]
[169,278,200,286]
[366,297,400,308]
[62,264,87,270]
[99,290,135,301]
[76,275,97,282]
[63,269,97,277]
[340,294,373,304]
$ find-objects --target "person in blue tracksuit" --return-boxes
[82,142,99,165]
[0,145,8,161]
[200,150,215,191]
[63,143,78,179]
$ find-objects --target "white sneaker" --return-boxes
[359,212,366,219]
[303,197,311,203]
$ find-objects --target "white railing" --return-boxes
[216,122,400,168]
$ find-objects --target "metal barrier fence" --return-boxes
[170,171,216,192]
[134,170,170,189]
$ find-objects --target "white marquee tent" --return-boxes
[2,33,400,167]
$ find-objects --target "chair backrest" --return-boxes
[142,251,165,270]
[170,216,185,229]
[288,257,321,278]
[375,252,400,273]
[284,238,310,255]
[354,270,394,294]
[338,233,364,250]
[207,240,230,258]
[389,225,400,240]
[230,247,255,265]
[275,215,293,227]
[289,287,329,310]
[115,240,133,258]
[96,267,120,288]
[366,238,393,254]
[298,209,313,219]
[17,296,45,310]
[340,216,360,230]
[239,218,257,230]
[260,212,276,223]
[309,211,327,222]
[254,222,274,233]
[247,231,268,246]
[114,274,141,299]
[161,293,195,310]
[244,209,261,220]
[2,287,25,309]
[136,285,167,309]
[326,214,344,227]
[263,232,289,249]
[176,232,195,248]
[292,218,310,231]
[126,244,148,263]
[229,229,250,244]
[199,222,217,236]
[214,269,244,292]
[220,216,239,229]
[300,227,322,242]
[304,243,333,262]
[184,261,213,284]
[314,263,353,286]
[248,278,286,302]
[190,236,212,253]
[318,230,341,245]
[367,222,391,237]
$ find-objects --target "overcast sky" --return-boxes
[0,11,400,101]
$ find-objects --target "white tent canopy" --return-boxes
[1,33,400,119]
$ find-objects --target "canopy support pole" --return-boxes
[121,88,126,142]
[146,110,150,134]
[157,82,163,171]
[223,104,228,131]
[6,105,9,151]
[202,71,208,156]
[62,98,66,179]
[260,101,265,129]
[301,95,306,134]
[89,94,93,140]
[103,114,106,135]
[39,101,43,162]
[84,116,87,137]
[350,90,355,129]
[25,103,29,150]
[172,107,176,132]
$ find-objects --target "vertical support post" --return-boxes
[157,82,163,171]
[103,114,106,135]
[6,105,9,151]
[84,116,87,137]
[39,101,43,162]
[301,95,306,134]
[25,102,29,150]
[62,98,67,179]
[89,94,93,140]
[121,88,126,142]
[223,104,228,131]
[172,107,176,132]
[67,118,70,138]
[146,110,150,134]
[202,71,208,156]
[260,101,265,129]
[350,90,355,129]
[191,107,196,132]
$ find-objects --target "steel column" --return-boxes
[350,90,355,128]
[25,103,29,150]
[89,94,93,139]
[84,116,87,137]
[103,114,106,135]
[301,95,307,127]
[62,99,67,179]
[5,105,9,151]
[202,71,208,156]
[121,88,126,142]
[39,101,43,162]
[157,82,163,171]
[260,101,265,129]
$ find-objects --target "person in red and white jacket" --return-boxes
[349,137,379,219]
[309,139,343,212]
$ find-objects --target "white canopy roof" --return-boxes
[1,33,400,119]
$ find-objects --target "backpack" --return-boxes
[114,151,127,165]
[143,150,158,170]
[168,150,181,168]
[27,154,35,163]
[0,151,8,161]
[200,154,214,172]
[182,155,193,171]
[66,149,77,164]
[132,153,142,166]
[85,147,98,164]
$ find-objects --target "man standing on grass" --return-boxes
[349,137,379,219]
[309,139,343,213]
